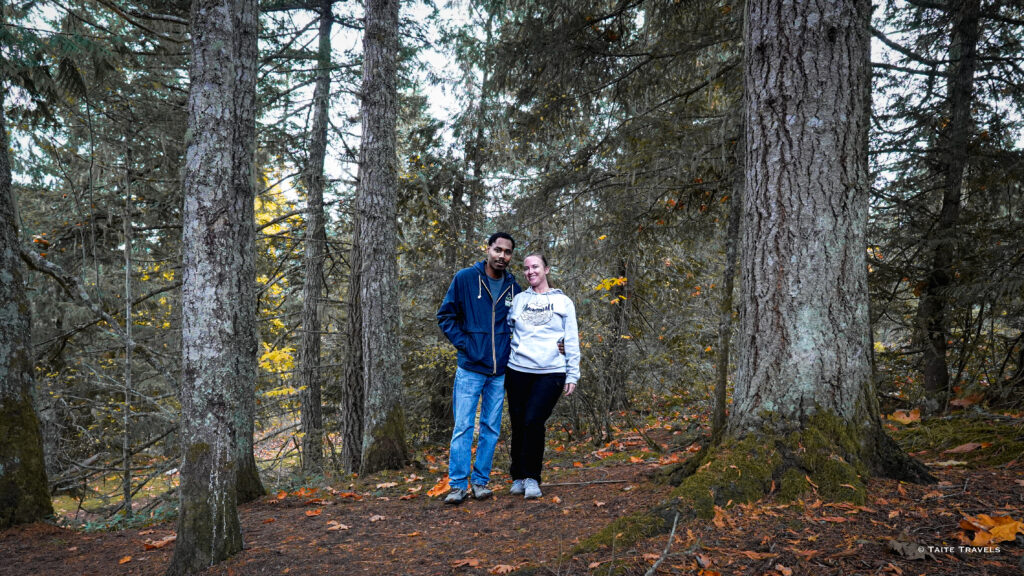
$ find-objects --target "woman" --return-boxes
[505,253,581,499]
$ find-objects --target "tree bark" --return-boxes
[339,227,364,473]
[712,132,742,445]
[916,0,980,412]
[732,0,930,482]
[0,33,54,529]
[167,0,259,572]
[299,0,333,476]
[357,0,408,474]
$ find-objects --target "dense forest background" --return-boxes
[1,0,1022,554]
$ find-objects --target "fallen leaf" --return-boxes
[629,456,644,463]
[119,556,132,565]
[775,564,793,576]
[886,409,921,425]
[399,494,417,500]
[820,516,847,523]
[642,553,661,562]
[407,485,422,493]
[337,492,363,500]
[551,496,562,504]
[326,521,349,531]
[302,498,324,505]
[712,506,727,529]
[376,482,398,489]
[695,553,713,568]
[426,477,450,498]
[887,539,935,560]
[305,509,322,517]
[142,534,177,550]
[452,558,481,568]
[369,515,385,522]
[263,518,276,524]
[949,394,982,408]
[489,565,515,574]
[573,462,584,468]
[888,510,900,519]
[737,550,777,560]
[276,490,287,500]
[138,529,156,536]
[399,531,420,537]
[926,460,967,467]
[944,442,983,454]
[593,500,606,507]
[881,562,904,575]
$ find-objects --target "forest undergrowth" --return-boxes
[1,397,1022,576]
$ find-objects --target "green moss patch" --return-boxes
[890,415,1024,467]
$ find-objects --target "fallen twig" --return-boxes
[644,512,680,576]
[543,479,630,487]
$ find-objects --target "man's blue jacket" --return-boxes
[437,261,522,376]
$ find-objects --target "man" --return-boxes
[437,232,520,504]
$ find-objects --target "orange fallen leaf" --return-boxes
[426,476,450,498]
[593,500,606,507]
[775,564,793,576]
[712,506,727,529]
[642,553,661,561]
[737,550,777,560]
[138,529,156,535]
[119,556,132,565]
[452,558,481,568]
[302,498,324,505]
[305,509,322,517]
[489,564,515,574]
[276,490,287,500]
[326,521,349,531]
[142,534,177,550]
[376,482,398,489]
[573,462,584,468]
[399,531,420,537]
[588,561,606,569]
[399,494,417,500]
[949,394,982,408]
[369,514,385,522]
[886,409,920,425]
[263,517,276,524]
[407,485,422,493]
[337,491,362,500]
[629,456,644,463]
[695,553,713,568]
[551,496,562,504]
[820,516,847,523]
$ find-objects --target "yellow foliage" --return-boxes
[260,343,295,376]
[593,276,628,291]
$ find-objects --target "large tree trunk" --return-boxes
[357,0,408,474]
[0,47,54,530]
[167,0,258,572]
[916,0,980,412]
[299,0,333,476]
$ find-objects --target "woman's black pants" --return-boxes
[505,368,565,482]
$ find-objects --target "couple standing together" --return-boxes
[436,232,581,504]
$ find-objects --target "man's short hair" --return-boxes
[487,232,516,250]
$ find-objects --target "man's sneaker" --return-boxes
[509,479,525,495]
[471,484,493,500]
[523,479,542,499]
[444,487,469,505]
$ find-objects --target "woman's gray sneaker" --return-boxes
[444,487,469,505]
[523,479,542,499]
[509,479,525,495]
[471,484,493,500]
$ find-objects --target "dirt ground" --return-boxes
[2,432,1022,575]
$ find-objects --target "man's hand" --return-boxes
[557,339,565,355]
[563,381,576,396]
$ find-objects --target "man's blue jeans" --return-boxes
[448,366,504,490]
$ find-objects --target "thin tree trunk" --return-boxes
[712,132,742,445]
[339,229,364,473]
[167,0,258,572]
[0,19,54,526]
[916,0,980,412]
[357,0,408,474]
[299,0,333,476]
[122,144,133,520]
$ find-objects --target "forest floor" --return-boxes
[2,410,1023,576]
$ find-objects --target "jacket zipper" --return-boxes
[481,275,512,375]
